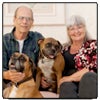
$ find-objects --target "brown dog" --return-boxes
[3,52,43,98]
[36,38,65,93]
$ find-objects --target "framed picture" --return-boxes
[3,3,65,25]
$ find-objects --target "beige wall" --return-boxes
[3,3,97,44]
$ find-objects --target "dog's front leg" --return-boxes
[57,72,62,94]
[36,68,42,90]
[3,86,12,98]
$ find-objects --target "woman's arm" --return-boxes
[58,67,89,87]
[70,67,89,81]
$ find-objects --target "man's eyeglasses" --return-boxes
[16,16,33,22]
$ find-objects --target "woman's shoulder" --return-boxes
[62,42,70,52]
[83,39,97,49]
[85,39,97,44]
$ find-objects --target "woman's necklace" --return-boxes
[70,45,81,54]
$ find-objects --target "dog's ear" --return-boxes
[57,41,63,52]
[38,39,44,45]
[38,39,45,58]
[29,58,36,67]
[29,58,36,78]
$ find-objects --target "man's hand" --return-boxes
[40,77,51,89]
[3,70,25,83]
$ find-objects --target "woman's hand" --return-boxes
[3,70,25,83]
[70,67,89,82]
[40,77,51,89]
[58,76,73,88]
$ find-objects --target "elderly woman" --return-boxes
[58,15,97,99]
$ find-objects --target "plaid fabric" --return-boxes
[3,27,44,71]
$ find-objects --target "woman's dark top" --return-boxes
[62,46,77,76]
[62,40,97,77]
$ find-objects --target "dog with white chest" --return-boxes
[3,52,43,98]
[36,38,65,93]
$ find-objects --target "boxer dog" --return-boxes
[36,38,65,93]
[3,52,43,98]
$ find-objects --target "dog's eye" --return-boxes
[46,43,52,47]
[11,56,18,60]
[55,45,59,50]
[12,54,17,58]
[19,55,26,62]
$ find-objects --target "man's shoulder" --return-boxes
[30,31,42,35]
[29,31,44,39]
[3,33,11,39]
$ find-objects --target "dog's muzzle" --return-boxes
[9,55,26,72]
[42,48,57,59]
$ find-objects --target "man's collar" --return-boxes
[10,27,32,40]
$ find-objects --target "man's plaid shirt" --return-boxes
[3,27,44,71]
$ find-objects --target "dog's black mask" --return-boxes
[9,53,26,72]
[42,41,62,59]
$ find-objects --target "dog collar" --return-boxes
[14,75,33,87]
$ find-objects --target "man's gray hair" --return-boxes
[14,6,33,20]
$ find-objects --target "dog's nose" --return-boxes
[9,64,16,70]
[11,62,14,65]
[52,49,56,53]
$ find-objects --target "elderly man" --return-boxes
[3,6,44,87]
